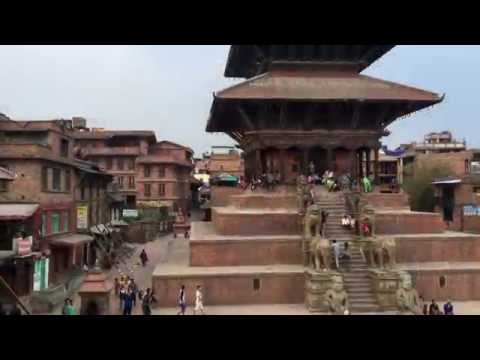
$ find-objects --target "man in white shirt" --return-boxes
[331,240,341,270]
[193,285,205,315]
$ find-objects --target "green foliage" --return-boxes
[403,162,453,212]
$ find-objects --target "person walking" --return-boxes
[429,299,440,315]
[119,285,127,312]
[193,285,205,315]
[177,285,187,315]
[123,288,134,315]
[140,249,148,267]
[332,240,341,270]
[142,288,157,315]
[129,279,139,308]
[444,300,454,315]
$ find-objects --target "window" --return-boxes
[41,213,47,237]
[51,212,61,234]
[0,180,8,192]
[52,168,61,191]
[144,165,151,178]
[117,157,124,170]
[41,166,48,190]
[106,158,112,170]
[465,160,470,174]
[158,166,165,178]
[128,158,135,170]
[173,202,179,213]
[158,184,165,196]
[60,139,69,158]
[253,278,260,291]
[65,169,71,192]
[128,176,135,189]
[80,186,85,200]
[118,176,124,189]
[144,183,151,197]
[439,275,447,288]
[63,211,69,232]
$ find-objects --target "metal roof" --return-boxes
[50,234,93,246]
[215,69,443,102]
[0,203,39,220]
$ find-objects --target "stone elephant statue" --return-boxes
[309,235,331,271]
[360,236,396,269]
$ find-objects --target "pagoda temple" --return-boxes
[207,45,443,184]
[153,46,480,314]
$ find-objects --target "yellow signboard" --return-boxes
[77,205,89,229]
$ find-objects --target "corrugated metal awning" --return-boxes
[431,179,462,185]
[50,234,93,246]
[0,204,39,220]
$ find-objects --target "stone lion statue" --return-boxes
[324,275,349,315]
[396,272,422,315]
[309,235,331,271]
[304,203,323,238]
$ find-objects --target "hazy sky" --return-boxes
[0,45,477,155]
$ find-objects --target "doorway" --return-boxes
[442,186,455,222]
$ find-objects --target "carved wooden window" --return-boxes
[117,157,124,171]
[128,158,135,170]
[158,166,165,178]
[106,158,113,170]
[158,184,165,197]
[52,168,61,191]
[144,165,151,178]
[144,183,151,197]
[65,169,71,192]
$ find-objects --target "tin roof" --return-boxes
[0,203,39,220]
[50,233,93,246]
[73,130,156,141]
[215,69,443,102]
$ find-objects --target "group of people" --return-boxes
[176,284,205,315]
[114,275,157,315]
[421,298,455,315]
[250,172,281,192]
[341,215,356,231]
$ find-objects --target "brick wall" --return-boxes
[410,270,480,301]
[190,239,302,266]
[210,186,244,207]
[152,272,305,307]
[213,209,302,236]
[375,212,445,234]
[363,193,410,209]
[396,235,480,263]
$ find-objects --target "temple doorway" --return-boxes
[309,147,327,175]
[284,147,302,183]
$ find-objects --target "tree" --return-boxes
[403,162,453,212]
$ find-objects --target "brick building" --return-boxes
[74,123,194,214]
[0,118,113,295]
[194,146,244,180]
[73,129,157,209]
[430,150,480,231]
[136,141,194,213]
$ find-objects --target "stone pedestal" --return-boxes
[305,269,341,312]
[78,269,112,315]
[368,269,402,310]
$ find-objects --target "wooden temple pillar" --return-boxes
[326,147,334,171]
[255,149,262,176]
[373,147,380,185]
[280,149,287,183]
[358,149,364,179]
[365,148,371,177]
[302,148,309,175]
[349,148,357,182]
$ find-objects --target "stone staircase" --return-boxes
[313,186,381,313]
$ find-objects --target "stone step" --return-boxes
[345,287,374,293]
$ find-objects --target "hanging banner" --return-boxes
[77,205,89,229]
